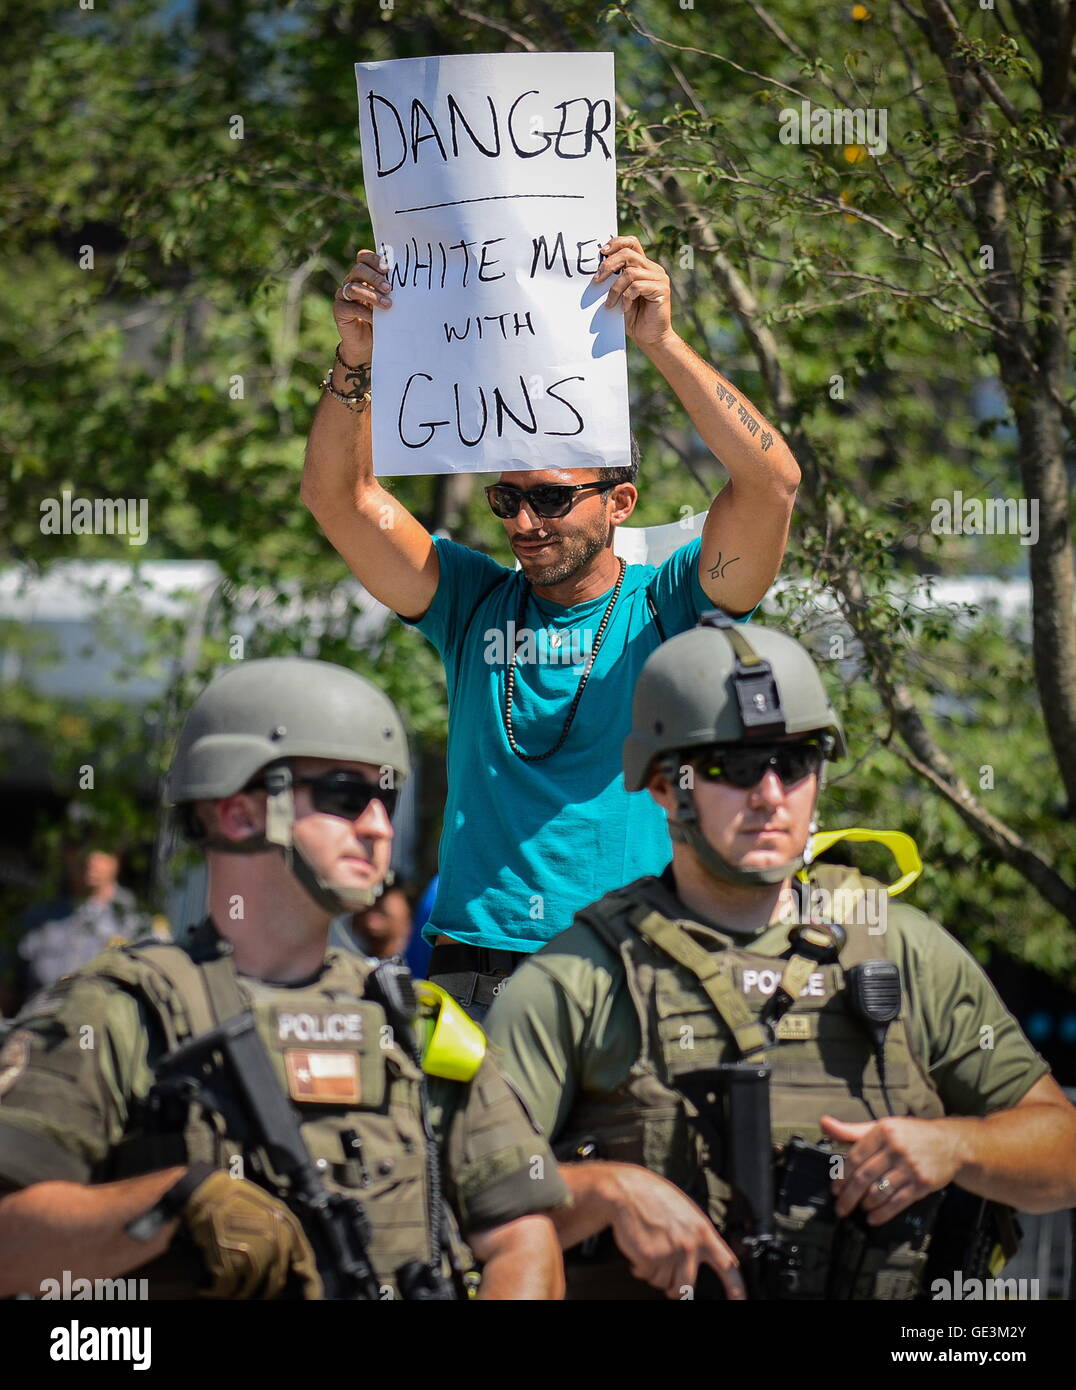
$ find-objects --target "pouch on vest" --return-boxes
[416,981,486,1082]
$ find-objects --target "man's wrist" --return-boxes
[334,346,371,388]
[564,1159,630,1222]
[336,339,369,366]
[330,361,363,394]
[944,1115,983,1189]
[324,345,372,414]
[124,1163,214,1243]
[633,328,683,363]
[336,340,370,370]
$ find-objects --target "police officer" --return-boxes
[0,658,566,1300]
[486,616,1076,1299]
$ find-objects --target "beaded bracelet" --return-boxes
[321,347,372,413]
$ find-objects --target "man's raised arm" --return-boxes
[597,235,799,616]
[300,250,439,622]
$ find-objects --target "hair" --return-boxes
[179,800,216,845]
[597,432,640,489]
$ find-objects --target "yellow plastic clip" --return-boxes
[798,828,923,897]
[415,980,487,1082]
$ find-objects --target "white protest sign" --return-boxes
[355,52,630,478]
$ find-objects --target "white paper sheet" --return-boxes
[355,52,631,477]
[612,511,706,566]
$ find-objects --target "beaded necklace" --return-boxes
[503,558,627,762]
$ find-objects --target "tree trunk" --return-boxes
[1009,391,1076,813]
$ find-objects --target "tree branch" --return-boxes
[456,8,539,52]
[920,0,1024,125]
[617,4,812,102]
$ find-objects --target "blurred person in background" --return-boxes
[331,880,435,979]
[0,841,149,1017]
[332,882,413,961]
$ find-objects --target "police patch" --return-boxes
[284,1049,360,1104]
[275,1009,364,1045]
[0,1029,33,1100]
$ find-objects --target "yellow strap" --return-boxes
[633,911,770,1060]
[415,980,487,1082]
[799,828,923,897]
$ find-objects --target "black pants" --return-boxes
[427,943,528,1023]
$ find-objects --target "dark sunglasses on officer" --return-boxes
[248,769,398,821]
[693,737,827,790]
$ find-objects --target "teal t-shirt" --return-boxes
[403,536,754,952]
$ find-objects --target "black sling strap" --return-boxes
[646,584,667,642]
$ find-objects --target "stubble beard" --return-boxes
[520,519,612,587]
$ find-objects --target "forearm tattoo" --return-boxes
[715,382,774,450]
[343,362,371,396]
[708,552,741,581]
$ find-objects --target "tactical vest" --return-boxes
[88,925,471,1299]
[557,865,946,1301]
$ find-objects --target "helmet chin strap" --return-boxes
[669,818,801,886]
[662,755,825,889]
[261,765,384,916]
[287,846,381,914]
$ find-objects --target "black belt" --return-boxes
[428,944,528,1011]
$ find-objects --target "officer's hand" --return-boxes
[823,1114,963,1226]
[592,236,673,347]
[333,248,393,366]
[606,1166,746,1300]
[181,1171,323,1300]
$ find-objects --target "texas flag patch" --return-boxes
[284,1049,361,1104]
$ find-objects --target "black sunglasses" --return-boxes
[285,770,398,822]
[485,481,615,519]
[694,741,825,790]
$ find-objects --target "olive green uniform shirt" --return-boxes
[0,949,566,1242]
[486,870,1049,1144]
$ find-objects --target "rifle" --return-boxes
[677,1061,948,1300]
[676,1062,781,1300]
[153,1012,382,1301]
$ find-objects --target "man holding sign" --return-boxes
[303,232,797,1017]
[302,55,799,1018]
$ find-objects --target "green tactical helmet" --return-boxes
[165,657,410,806]
[623,614,846,792]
